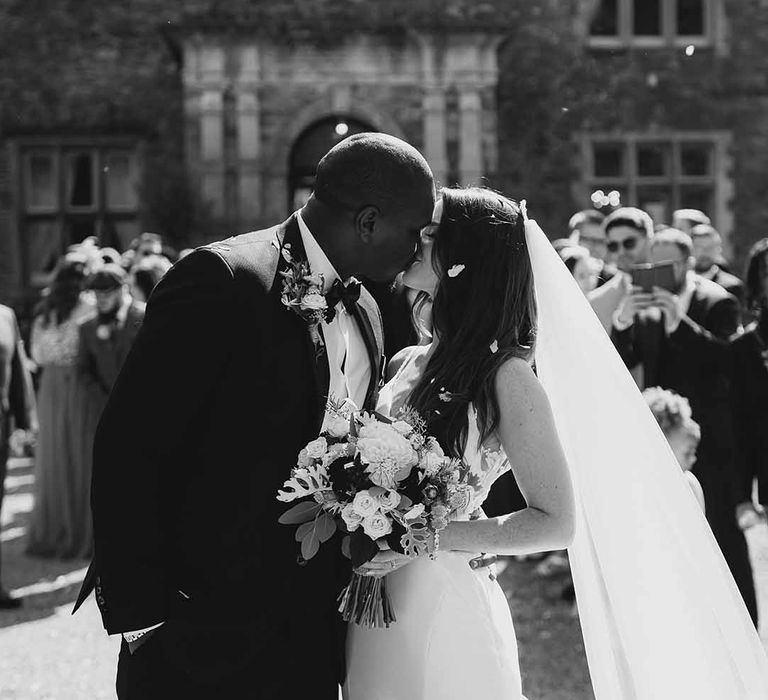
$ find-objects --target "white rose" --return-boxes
[305,437,328,459]
[377,489,401,511]
[391,421,412,436]
[362,513,393,540]
[300,293,328,311]
[421,451,446,477]
[325,414,349,439]
[341,503,364,532]
[352,490,379,518]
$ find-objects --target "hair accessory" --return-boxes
[447,264,465,278]
[438,388,452,402]
[489,339,499,354]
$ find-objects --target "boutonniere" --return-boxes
[278,243,327,355]
[96,325,112,340]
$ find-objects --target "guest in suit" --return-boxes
[26,254,98,560]
[0,304,37,608]
[568,208,606,261]
[73,133,435,699]
[612,228,757,624]
[731,237,768,528]
[78,264,144,406]
[559,245,600,295]
[691,223,745,307]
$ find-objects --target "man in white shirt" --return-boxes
[74,132,435,699]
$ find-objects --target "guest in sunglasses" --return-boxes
[586,207,653,334]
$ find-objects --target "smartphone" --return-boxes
[630,261,677,293]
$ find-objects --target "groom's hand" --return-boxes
[355,550,413,578]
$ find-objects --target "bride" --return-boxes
[345,188,574,699]
[345,187,768,700]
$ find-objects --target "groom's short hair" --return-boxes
[313,133,433,211]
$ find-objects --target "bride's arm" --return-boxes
[440,358,576,556]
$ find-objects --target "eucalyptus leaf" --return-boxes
[301,532,320,560]
[341,535,352,559]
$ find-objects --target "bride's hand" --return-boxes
[354,550,413,578]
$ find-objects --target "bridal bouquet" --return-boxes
[276,399,474,628]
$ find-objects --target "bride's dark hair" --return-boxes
[409,187,537,458]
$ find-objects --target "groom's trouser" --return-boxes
[116,631,341,699]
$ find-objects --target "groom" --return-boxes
[73,133,435,699]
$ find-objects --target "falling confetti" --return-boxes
[447,264,466,278]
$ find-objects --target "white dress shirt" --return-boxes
[297,211,371,411]
[122,217,372,642]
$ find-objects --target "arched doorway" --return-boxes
[288,116,375,211]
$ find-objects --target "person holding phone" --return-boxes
[611,228,756,626]
[586,207,654,333]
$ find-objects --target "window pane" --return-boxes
[677,0,705,35]
[637,143,670,177]
[680,143,712,176]
[66,152,95,209]
[633,0,662,36]
[25,153,57,210]
[106,152,138,210]
[590,0,619,36]
[25,219,63,286]
[113,220,141,251]
[593,143,625,177]
[679,186,713,217]
[637,186,673,227]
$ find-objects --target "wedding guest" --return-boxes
[568,209,606,260]
[0,304,37,608]
[672,208,710,235]
[691,224,745,306]
[643,387,705,512]
[587,207,653,334]
[611,228,757,624]
[78,265,145,403]
[731,238,768,529]
[129,254,172,305]
[559,245,600,295]
[26,254,97,559]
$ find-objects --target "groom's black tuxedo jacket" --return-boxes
[75,214,384,693]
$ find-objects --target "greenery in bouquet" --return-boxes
[276,399,483,627]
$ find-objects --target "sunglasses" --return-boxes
[606,237,639,253]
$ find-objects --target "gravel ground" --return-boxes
[1,457,767,700]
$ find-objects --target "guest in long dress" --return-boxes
[731,238,768,528]
[26,254,97,559]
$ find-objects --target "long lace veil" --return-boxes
[523,209,768,698]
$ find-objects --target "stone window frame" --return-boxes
[10,136,144,288]
[575,130,734,250]
[583,0,726,52]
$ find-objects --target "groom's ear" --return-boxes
[356,205,379,244]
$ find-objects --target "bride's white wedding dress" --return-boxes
[344,348,524,700]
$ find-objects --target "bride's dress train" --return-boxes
[344,365,523,700]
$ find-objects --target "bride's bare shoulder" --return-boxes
[386,344,429,381]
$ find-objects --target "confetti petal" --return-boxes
[447,264,465,278]
[489,340,499,354]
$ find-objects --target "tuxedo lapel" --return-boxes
[277,216,331,433]
[349,289,384,411]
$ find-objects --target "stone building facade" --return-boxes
[1,0,767,309]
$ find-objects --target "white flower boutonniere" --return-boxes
[96,325,111,340]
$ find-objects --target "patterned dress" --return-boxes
[27,297,99,558]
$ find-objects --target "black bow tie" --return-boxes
[324,278,362,322]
